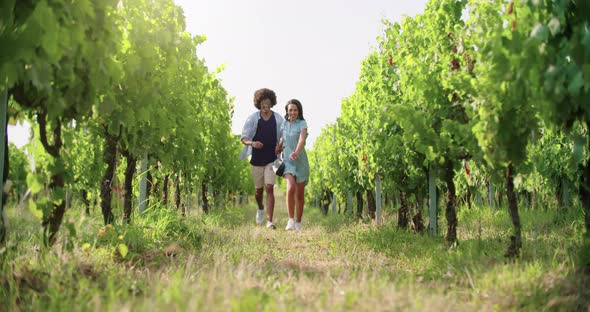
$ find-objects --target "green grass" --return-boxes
[0,190,588,311]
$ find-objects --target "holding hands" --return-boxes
[275,142,284,155]
[274,140,297,160]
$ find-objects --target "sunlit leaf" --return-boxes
[117,243,128,259]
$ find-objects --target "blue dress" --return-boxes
[281,119,310,184]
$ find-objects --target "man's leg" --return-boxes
[255,187,264,210]
[251,166,265,225]
[265,184,274,221]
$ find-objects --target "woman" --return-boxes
[276,99,309,231]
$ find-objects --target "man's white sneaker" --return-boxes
[256,210,264,225]
[266,221,276,229]
[295,222,302,231]
[285,218,296,231]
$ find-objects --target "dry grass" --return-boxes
[1,188,588,311]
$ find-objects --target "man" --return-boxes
[239,88,284,229]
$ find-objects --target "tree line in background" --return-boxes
[0,0,252,246]
[307,0,590,258]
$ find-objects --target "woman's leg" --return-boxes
[285,174,296,219]
[295,182,305,222]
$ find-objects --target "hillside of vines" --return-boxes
[307,0,590,259]
[0,0,253,246]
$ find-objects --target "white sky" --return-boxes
[7,122,30,148]
[7,0,429,149]
[174,0,429,147]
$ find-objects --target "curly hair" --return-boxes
[253,88,277,109]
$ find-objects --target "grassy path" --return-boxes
[181,188,447,311]
[1,188,589,311]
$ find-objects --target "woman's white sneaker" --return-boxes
[256,210,264,225]
[285,218,296,231]
[295,222,302,231]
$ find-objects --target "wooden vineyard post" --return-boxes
[347,191,353,215]
[562,177,569,208]
[489,181,495,209]
[332,193,337,214]
[428,168,437,235]
[0,88,7,244]
[138,153,148,214]
[375,175,382,226]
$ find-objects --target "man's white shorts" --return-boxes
[251,163,276,189]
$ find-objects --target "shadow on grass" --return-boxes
[517,268,590,311]
[305,205,360,233]
[199,205,249,228]
[353,208,590,310]
[356,222,581,269]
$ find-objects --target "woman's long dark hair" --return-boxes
[284,99,305,121]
